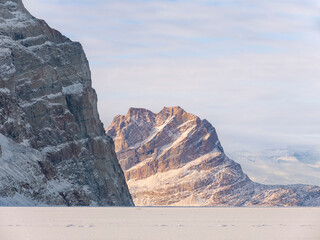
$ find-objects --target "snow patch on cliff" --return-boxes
[62,83,84,95]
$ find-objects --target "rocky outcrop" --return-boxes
[107,106,320,206]
[0,0,133,206]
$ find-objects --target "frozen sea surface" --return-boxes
[0,207,319,240]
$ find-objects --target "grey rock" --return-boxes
[0,0,133,206]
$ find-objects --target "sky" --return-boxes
[23,0,320,153]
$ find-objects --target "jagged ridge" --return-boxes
[107,106,320,206]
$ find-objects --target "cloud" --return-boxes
[23,0,320,151]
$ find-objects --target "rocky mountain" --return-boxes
[0,0,133,206]
[229,148,320,186]
[107,106,320,206]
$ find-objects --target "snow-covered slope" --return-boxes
[0,0,132,206]
[107,107,320,206]
[229,148,320,186]
[0,133,73,206]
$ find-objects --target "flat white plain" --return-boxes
[0,207,319,240]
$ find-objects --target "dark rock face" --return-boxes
[0,0,133,206]
[107,106,320,206]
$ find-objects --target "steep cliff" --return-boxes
[0,0,133,206]
[107,106,320,206]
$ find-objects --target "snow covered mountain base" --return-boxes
[0,133,72,206]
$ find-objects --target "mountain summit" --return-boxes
[107,107,320,206]
[0,0,132,206]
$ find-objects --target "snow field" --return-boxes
[0,207,319,240]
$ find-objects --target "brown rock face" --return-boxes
[0,0,133,206]
[108,107,222,180]
[107,107,320,206]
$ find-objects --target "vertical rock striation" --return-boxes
[0,0,133,206]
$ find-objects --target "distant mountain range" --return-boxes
[230,147,320,186]
[107,106,320,206]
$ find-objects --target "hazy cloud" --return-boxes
[23,0,320,152]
